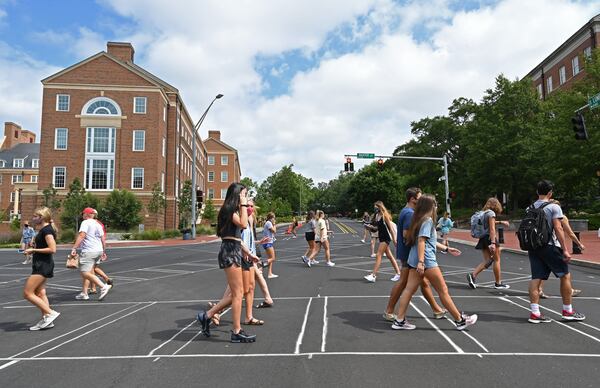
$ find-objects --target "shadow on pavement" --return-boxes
[332,310,390,333]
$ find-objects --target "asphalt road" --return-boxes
[1,218,599,387]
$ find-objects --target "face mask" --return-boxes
[247,207,254,217]
[374,208,379,213]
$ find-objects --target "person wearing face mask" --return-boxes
[363,202,401,283]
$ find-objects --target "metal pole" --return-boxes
[191,94,223,239]
[443,154,451,216]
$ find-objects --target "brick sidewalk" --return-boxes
[448,229,600,268]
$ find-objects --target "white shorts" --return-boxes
[79,251,102,272]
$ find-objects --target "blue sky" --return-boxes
[0,0,599,182]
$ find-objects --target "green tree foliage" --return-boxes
[42,185,61,212]
[178,180,192,229]
[202,198,217,224]
[147,182,166,216]
[103,189,142,230]
[258,165,314,215]
[60,178,100,231]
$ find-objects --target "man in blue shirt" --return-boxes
[383,188,446,321]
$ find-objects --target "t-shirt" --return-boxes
[79,219,104,252]
[482,210,496,236]
[396,207,414,261]
[533,200,563,247]
[263,220,275,243]
[437,217,453,234]
[241,221,256,255]
[33,224,56,262]
[407,217,437,267]
[22,227,35,242]
[316,218,327,240]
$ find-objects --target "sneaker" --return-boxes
[22,260,30,265]
[433,309,447,319]
[391,319,416,330]
[231,329,256,343]
[268,274,279,279]
[455,314,477,330]
[440,250,447,255]
[572,289,582,297]
[196,310,211,337]
[293,236,297,238]
[326,261,336,267]
[106,279,114,286]
[306,259,312,268]
[98,284,112,301]
[539,291,550,299]
[39,310,60,329]
[528,313,552,323]
[390,274,401,282]
[466,273,477,289]
[370,253,376,258]
[382,312,396,322]
[360,239,366,243]
[310,260,319,265]
[29,322,54,331]
[364,274,376,283]
[562,310,585,321]
[75,293,90,300]
[494,283,510,289]
[383,253,387,257]
[301,256,308,264]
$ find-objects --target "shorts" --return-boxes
[31,258,54,278]
[397,257,409,269]
[475,236,498,250]
[305,231,315,241]
[262,243,274,249]
[241,257,254,271]
[379,237,391,245]
[79,251,102,272]
[528,245,569,280]
[218,240,243,269]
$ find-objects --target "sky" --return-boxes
[0,0,599,184]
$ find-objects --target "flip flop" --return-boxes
[255,301,273,309]
[243,317,264,325]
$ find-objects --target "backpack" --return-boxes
[516,202,552,251]
[470,210,490,238]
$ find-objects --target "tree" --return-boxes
[103,189,143,230]
[178,179,193,229]
[42,185,61,212]
[61,178,100,231]
[147,182,166,216]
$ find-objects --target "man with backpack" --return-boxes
[519,180,585,323]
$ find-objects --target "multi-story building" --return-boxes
[203,130,241,209]
[23,42,208,230]
[0,122,39,222]
[526,13,599,99]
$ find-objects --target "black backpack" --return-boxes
[516,202,552,251]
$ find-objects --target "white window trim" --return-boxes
[208,171,214,182]
[133,97,147,114]
[208,188,214,199]
[54,128,68,150]
[162,137,166,158]
[572,56,580,76]
[208,155,215,165]
[221,155,229,165]
[161,172,165,192]
[131,167,144,189]
[546,76,553,93]
[559,66,566,85]
[163,105,167,122]
[31,175,38,183]
[13,158,24,168]
[56,94,70,112]
[52,166,66,189]
[175,178,179,197]
[32,159,39,169]
[81,97,121,116]
[221,171,228,182]
[12,175,23,184]
[220,189,227,199]
[10,192,16,203]
[133,130,145,151]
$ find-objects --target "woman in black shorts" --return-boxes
[301,211,316,266]
[364,201,401,283]
[22,207,60,331]
[197,183,257,343]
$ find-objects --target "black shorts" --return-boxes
[528,245,569,280]
[379,238,391,245]
[475,236,498,250]
[305,231,315,241]
[218,240,243,269]
[32,258,54,278]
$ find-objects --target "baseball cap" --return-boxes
[82,207,96,215]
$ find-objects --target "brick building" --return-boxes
[526,13,599,99]
[27,42,208,230]
[203,130,241,209]
[0,122,38,222]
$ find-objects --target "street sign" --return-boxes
[356,153,375,159]
[589,92,600,110]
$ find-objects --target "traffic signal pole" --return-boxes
[344,153,452,216]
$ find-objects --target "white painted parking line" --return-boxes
[321,297,328,353]
[410,301,464,353]
[148,319,197,357]
[294,297,313,354]
[515,296,600,334]
[170,308,231,357]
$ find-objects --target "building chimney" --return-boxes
[208,130,221,141]
[107,42,135,63]
[2,122,21,150]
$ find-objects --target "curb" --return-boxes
[448,237,600,270]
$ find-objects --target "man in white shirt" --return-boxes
[71,207,112,301]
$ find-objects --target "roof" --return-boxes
[0,143,40,169]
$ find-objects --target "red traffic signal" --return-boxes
[377,158,384,166]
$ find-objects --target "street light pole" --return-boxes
[191,94,223,239]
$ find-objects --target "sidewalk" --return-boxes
[57,234,220,249]
[448,229,600,269]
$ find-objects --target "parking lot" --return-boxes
[1,219,600,387]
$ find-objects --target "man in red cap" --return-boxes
[71,207,112,301]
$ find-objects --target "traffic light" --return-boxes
[344,157,354,172]
[377,158,384,168]
[571,113,588,140]
[196,190,203,205]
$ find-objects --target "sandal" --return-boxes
[211,313,221,326]
[255,301,273,309]
[572,289,582,297]
[243,317,264,325]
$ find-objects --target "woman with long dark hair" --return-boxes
[197,182,257,343]
[363,201,401,283]
[391,195,477,331]
[301,210,317,267]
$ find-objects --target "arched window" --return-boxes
[81,97,121,116]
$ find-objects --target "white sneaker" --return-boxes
[370,254,376,258]
[30,322,54,331]
[361,239,366,243]
[456,314,478,331]
[326,261,336,267]
[391,319,416,330]
[390,274,401,282]
[364,274,376,283]
[75,293,89,300]
[39,310,60,329]
[268,274,279,279]
[311,260,319,265]
[99,284,112,301]
[383,253,387,257]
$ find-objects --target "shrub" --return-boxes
[0,231,23,244]
[59,229,76,243]
[103,189,143,230]
[197,224,216,235]
[121,233,132,240]
[588,214,600,230]
[132,229,163,240]
[10,217,21,231]
[164,229,182,238]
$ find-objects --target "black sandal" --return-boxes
[255,301,273,309]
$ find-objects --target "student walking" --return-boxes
[262,212,278,278]
[361,212,370,243]
[197,183,258,343]
[391,194,477,331]
[20,222,36,265]
[71,208,112,301]
[306,210,335,266]
[22,207,60,331]
[436,212,453,250]
[291,216,299,238]
[524,180,585,323]
[363,201,401,283]
[86,209,113,294]
[301,211,317,267]
[384,187,446,321]
[466,198,511,290]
